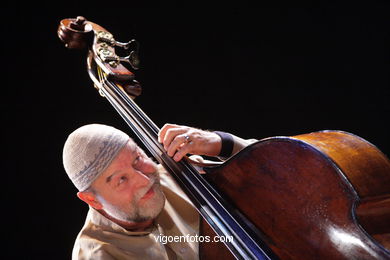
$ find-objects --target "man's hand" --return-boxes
[158,123,222,161]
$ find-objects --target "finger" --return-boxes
[173,141,194,161]
[163,128,188,151]
[158,123,178,143]
[167,133,190,157]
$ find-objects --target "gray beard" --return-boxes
[96,182,166,223]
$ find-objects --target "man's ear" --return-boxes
[77,191,103,210]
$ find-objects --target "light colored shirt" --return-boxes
[72,165,199,260]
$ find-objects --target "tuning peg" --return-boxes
[113,40,140,69]
[126,50,140,70]
[95,32,140,69]
[96,31,139,50]
[114,39,139,50]
[103,51,140,70]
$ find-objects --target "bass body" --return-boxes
[201,130,390,259]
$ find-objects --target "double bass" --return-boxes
[58,16,390,259]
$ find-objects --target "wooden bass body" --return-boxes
[201,130,390,259]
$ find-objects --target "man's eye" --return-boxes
[133,155,141,167]
[118,176,127,185]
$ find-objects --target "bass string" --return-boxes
[96,67,267,260]
[95,69,217,207]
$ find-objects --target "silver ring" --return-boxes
[184,135,191,143]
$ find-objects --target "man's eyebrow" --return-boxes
[105,147,137,183]
[106,171,120,183]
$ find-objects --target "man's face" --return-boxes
[91,140,165,223]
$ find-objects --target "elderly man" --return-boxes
[63,123,253,259]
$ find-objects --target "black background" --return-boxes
[4,6,390,259]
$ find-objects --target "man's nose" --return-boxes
[133,170,154,188]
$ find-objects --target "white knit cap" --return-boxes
[63,124,129,191]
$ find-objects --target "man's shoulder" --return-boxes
[72,226,114,260]
[72,225,140,260]
[72,237,114,260]
[71,210,118,260]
